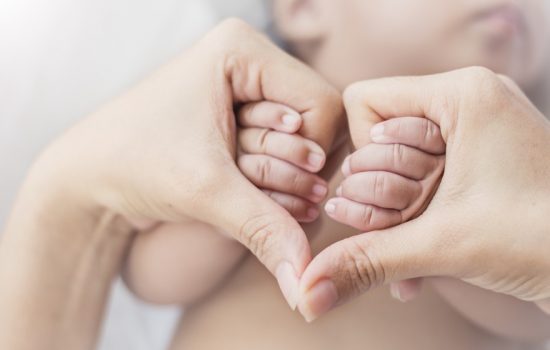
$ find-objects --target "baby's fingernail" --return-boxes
[324,201,336,215]
[335,186,342,196]
[370,123,385,142]
[276,261,300,310]
[307,207,320,220]
[390,283,405,302]
[308,152,325,170]
[312,184,328,199]
[282,113,301,128]
[298,279,338,323]
[341,156,351,176]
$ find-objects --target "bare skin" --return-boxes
[170,143,542,350]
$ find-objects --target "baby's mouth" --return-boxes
[471,3,527,40]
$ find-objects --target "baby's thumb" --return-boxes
[297,217,447,321]
[209,168,312,310]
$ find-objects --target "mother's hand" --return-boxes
[42,19,342,303]
[0,19,342,348]
[297,67,550,321]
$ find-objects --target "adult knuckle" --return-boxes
[238,213,277,260]
[204,18,260,56]
[337,239,386,294]
[461,66,501,96]
[463,66,496,82]
[216,18,254,37]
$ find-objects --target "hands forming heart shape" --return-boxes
[2,19,549,348]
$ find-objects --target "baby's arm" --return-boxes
[331,117,550,343]
[123,101,328,306]
[123,222,246,305]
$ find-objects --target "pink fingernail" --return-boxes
[312,184,328,198]
[370,124,385,142]
[276,262,300,310]
[324,201,336,214]
[282,113,301,127]
[307,207,320,220]
[298,279,338,323]
[308,152,325,170]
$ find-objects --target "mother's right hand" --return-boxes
[297,67,550,321]
[20,19,342,308]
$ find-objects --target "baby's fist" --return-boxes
[326,117,445,231]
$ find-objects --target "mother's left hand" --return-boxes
[296,67,550,321]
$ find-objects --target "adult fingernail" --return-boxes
[308,152,325,170]
[282,113,301,128]
[390,283,405,302]
[341,156,351,176]
[324,201,336,215]
[312,184,328,199]
[370,123,385,142]
[276,261,300,310]
[298,279,338,323]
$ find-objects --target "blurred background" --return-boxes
[0,1,549,349]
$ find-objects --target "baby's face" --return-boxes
[273,0,549,89]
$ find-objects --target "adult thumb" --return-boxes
[207,166,312,310]
[297,216,448,322]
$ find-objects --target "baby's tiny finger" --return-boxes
[239,154,328,203]
[339,171,421,210]
[370,117,445,154]
[239,128,326,172]
[324,197,402,231]
[238,101,302,133]
[342,143,443,180]
[263,190,320,223]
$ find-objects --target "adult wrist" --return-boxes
[0,153,135,350]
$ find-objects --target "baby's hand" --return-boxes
[236,101,328,223]
[325,117,445,231]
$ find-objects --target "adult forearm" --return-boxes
[0,167,134,350]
